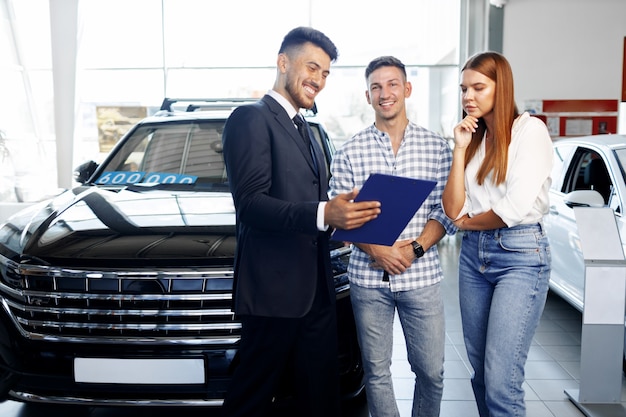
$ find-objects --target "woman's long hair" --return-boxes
[462,52,519,185]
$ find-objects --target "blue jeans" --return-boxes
[459,224,550,417]
[350,282,445,417]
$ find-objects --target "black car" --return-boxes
[0,98,363,407]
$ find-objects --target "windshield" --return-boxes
[95,120,228,188]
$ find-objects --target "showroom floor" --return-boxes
[2,234,626,417]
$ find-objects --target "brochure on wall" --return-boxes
[332,173,436,246]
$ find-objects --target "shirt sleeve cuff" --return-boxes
[317,202,329,231]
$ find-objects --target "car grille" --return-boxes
[0,259,239,345]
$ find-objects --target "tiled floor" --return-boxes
[2,233,626,416]
[394,234,626,417]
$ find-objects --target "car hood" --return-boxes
[0,186,236,265]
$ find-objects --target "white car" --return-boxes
[545,134,626,311]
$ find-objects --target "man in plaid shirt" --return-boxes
[329,56,456,417]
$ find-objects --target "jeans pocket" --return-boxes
[497,229,551,270]
[497,232,539,253]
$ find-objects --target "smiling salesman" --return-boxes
[220,26,380,417]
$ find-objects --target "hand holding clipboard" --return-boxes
[332,173,436,246]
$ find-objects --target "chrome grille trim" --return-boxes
[5,298,234,316]
[15,316,241,331]
[0,257,239,344]
[10,391,224,407]
[17,263,234,279]
[19,289,232,302]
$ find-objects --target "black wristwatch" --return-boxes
[411,241,425,258]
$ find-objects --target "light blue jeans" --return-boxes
[350,282,445,417]
[459,224,550,417]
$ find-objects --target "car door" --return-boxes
[545,143,584,310]
[545,143,619,311]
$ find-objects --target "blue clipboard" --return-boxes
[332,173,437,246]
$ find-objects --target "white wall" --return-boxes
[502,0,626,110]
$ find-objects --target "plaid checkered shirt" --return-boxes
[329,121,456,292]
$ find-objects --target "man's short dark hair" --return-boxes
[279,26,339,62]
[365,56,407,80]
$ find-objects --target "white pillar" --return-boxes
[49,0,79,189]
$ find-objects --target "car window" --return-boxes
[93,116,331,188]
[614,148,626,188]
[551,143,575,192]
[96,121,227,186]
[564,147,614,206]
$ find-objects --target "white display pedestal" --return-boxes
[565,207,626,417]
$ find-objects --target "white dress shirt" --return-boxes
[459,112,553,227]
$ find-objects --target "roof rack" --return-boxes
[159,98,258,112]
[159,98,318,115]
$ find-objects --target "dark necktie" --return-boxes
[293,114,312,147]
[293,114,319,176]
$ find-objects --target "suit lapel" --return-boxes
[262,96,321,177]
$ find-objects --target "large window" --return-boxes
[0,0,461,201]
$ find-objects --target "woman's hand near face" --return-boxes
[453,116,478,149]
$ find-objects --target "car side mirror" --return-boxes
[74,160,98,184]
[564,190,605,208]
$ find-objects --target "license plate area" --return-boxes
[74,357,205,384]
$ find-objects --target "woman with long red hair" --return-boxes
[442,51,553,417]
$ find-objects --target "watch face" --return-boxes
[412,241,424,257]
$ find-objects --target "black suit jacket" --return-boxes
[222,95,334,318]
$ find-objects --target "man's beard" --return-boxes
[285,76,314,110]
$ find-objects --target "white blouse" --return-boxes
[460,112,553,227]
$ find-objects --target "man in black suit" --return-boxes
[220,27,381,417]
